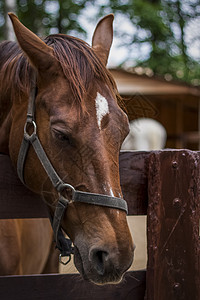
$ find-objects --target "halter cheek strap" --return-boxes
[17,78,128,264]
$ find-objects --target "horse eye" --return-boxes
[53,129,70,143]
[58,133,69,142]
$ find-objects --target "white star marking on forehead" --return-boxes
[95,92,109,130]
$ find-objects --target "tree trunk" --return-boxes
[176,0,188,77]
[4,0,16,40]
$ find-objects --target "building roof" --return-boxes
[109,68,200,97]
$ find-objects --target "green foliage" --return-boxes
[97,0,200,84]
[17,0,87,36]
[0,0,200,84]
[17,0,47,35]
[0,0,87,39]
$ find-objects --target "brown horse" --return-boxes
[0,13,134,284]
[0,219,58,275]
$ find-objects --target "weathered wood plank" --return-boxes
[0,271,146,300]
[146,150,200,300]
[119,151,149,215]
[0,152,149,218]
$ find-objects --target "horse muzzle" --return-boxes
[73,240,134,285]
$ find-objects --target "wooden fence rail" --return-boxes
[0,150,199,300]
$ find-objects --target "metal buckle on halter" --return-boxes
[57,183,76,203]
[24,119,37,140]
[59,253,72,265]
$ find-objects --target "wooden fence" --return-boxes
[0,150,199,300]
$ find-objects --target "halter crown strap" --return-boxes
[17,77,128,263]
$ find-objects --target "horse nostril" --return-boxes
[90,248,109,276]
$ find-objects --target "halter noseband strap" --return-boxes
[17,77,128,264]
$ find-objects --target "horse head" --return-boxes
[8,13,134,285]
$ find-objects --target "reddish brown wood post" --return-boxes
[147,150,200,300]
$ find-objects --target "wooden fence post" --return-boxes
[147,150,200,300]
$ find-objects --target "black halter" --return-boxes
[17,77,128,264]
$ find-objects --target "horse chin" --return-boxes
[89,273,124,286]
[73,245,127,285]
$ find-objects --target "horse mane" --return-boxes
[0,35,121,107]
[45,34,120,104]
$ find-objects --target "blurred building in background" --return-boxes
[110,68,200,150]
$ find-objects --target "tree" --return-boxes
[1,0,200,84]
[17,0,88,37]
[0,1,5,39]
[96,0,200,84]
[4,0,17,40]
[0,0,88,40]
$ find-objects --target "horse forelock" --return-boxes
[44,34,120,106]
[0,35,121,111]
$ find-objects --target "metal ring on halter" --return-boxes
[57,183,76,202]
[24,120,37,139]
[59,253,72,265]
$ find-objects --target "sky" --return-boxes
[185,16,200,61]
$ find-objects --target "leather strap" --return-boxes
[18,128,74,192]
[52,196,73,255]
[17,134,30,185]
[73,190,128,213]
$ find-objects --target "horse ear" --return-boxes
[8,13,55,71]
[92,14,114,66]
